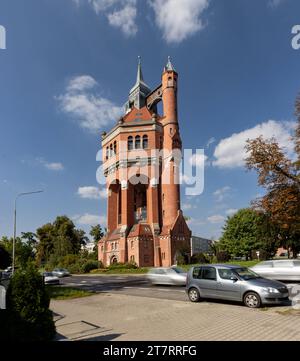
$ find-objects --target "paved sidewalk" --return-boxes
[51,293,300,341]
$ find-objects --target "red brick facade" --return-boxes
[98,58,191,267]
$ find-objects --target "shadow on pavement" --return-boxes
[82,333,123,341]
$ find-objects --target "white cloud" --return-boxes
[67,75,97,92]
[57,75,122,133]
[213,186,231,202]
[36,157,64,171]
[73,213,107,226]
[75,0,137,37]
[207,214,225,224]
[225,208,238,216]
[206,137,216,148]
[77,186,107,199]
[182,203,192,210]
[149,0,209,44]
[189,153,208,167]
[44,162,64,171]
[268,0,285,8]
[212,120,296,168]
[107,2,137,36]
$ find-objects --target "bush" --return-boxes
[107,262,138,270]
[5,263,56,341]
[191,252,210,264]
[216,251,230,262]
[82,260,101,273]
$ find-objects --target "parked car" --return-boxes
[43,272,60,285]
[250,260,300,281]
[147,266,187,286]
[52,268,70,277]
[186,264,289,308]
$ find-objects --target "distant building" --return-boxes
[81,242,95,254]
[191,236,212,256]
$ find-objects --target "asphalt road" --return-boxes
[59,274,299,303]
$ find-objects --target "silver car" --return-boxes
[52,268,70,278]
[186,264,289,308]
[147,267,187,286]
[250,260,300,281]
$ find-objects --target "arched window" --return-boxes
[113,141,117,155]
[168,76,172,87]
[128,136,133,150]
[135,135,141,149]
[110,144,113,157]
[106,147,109,160]
[142,135,148,149]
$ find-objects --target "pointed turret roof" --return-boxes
[129,56,151,94]
[164,56,176,72]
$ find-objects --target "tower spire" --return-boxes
[126,56,151,111]
[136,55,144,83]
[164,56,176,72]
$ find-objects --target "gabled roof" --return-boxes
[123,106,153,123]
[128,223,153,237]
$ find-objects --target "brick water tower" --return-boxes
[98,57,191,267]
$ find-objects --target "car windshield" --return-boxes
[171,267,185,274]
[44,272,53,277]
[234,267,260,280]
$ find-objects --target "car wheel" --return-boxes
[244,292,261,308]
[188,288,201,302]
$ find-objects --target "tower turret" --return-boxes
[161,56,181,228]
[125,56,151,112]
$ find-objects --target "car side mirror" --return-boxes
[230,276,238,282]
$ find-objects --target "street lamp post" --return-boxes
[12,190,44,274]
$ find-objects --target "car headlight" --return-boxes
[262,287,280,294]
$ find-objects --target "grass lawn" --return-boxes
[47,286,95,300]
[90,267,150,274]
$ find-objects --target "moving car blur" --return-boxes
[43,272,60,285]
[250,260,300,281]
[147,266,187,286]
[52,268,70,277]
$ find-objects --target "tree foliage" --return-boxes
[89,224,104,258]
[5,263,56,341]
[0,236,35,268]
[36,216,87,264]
[245,94,300,257]
[219,208,278,259]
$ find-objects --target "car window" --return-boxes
[273,261,293,268]
[171,267,185,274]
[235,268,260,280]
[155,269,167,274]
[218,269,235,280]
[257,261,273,267]
[201,267,216,281]
[192,267,201,279]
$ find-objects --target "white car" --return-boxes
[250,260,300,281]
[52,268,70,278]
[147,267,187,286]
[43,272,60,285]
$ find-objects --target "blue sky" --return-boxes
[0,0,300,240]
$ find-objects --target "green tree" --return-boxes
[0,244,11,269]
[89,224,104,258]
[0,236,34,268]
[6,262,56,341]
[36,216,88,264]
[219,208,278,260]
[21,232,38,248]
